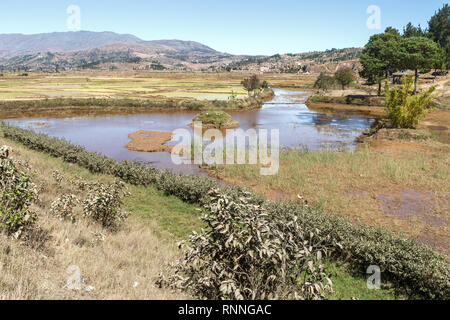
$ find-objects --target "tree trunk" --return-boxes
[377,81,382,96]
[413,69,419,94]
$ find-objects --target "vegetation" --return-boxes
[360,6,448,95]
[334,68,356,90]
[0,145,37,237]
[360,28,402,95]
[82,181,130,231]
[2,124,449,299]
[192,110,238,129]
[313,72,335,91]
[160,189,334,300]
[385,75,436,128]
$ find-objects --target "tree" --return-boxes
[359,28,403,95]
[334,68,355,90]
[403,22,426,38]
[241,75,261,97]
[428,4,450,65]
[432,45,447,74]
[428,4,450,49]
[385,75,435,128]
[400,37,440,92]
[313,72,335,91]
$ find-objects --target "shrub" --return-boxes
[0,145,38,237]
[385,75,436,128]
[50,194,79,222]
[159,189,333,300]
[82,181,130,230]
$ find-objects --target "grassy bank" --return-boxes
[0,127,403,300]
[2,124,449,299]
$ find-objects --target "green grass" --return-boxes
[325,261,404,300]
[125,185,204,239]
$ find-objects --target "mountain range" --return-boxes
[0,31,361,73]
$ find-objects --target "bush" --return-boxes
[51,194,79,222]
[0,145,37,237]
[159,189,333,300]
[385,75,436,128]
[82,181,130,230]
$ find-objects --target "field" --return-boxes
[0,71,316,102]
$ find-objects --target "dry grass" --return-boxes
[0,136,190,300]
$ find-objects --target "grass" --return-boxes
[192,110,238,128]
[210,138,450,253]
[0,128,405,300]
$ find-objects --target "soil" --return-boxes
[125,130,175,153]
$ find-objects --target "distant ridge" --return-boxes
[0,31,143,58]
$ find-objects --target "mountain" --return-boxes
[0,31,361,73]
[0,31,143,58]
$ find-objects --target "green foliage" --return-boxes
[401,37,441,72]
[313,72,335,91]
[0,145,37,237]
[428,4,450,50]
[385,75,435,128]
[360,28,403,94]
[2,125,450,299]
[334,68,356,90]
[403,22,426,38]
[159,189,334,300]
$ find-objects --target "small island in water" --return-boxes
[189,111,240,129]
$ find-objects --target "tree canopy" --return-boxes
[359,28,402,95]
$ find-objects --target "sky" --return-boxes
[0,0,447,55]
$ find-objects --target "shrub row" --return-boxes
[2,124,449,299]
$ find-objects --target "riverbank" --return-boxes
[0,127,409,300]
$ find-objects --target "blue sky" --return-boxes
[0,0,447,55]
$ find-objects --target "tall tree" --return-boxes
[428,4,450,48]
[400,37,440,92]
[403,22,426,38]
[359,28,402,95]
[428,4,450,64]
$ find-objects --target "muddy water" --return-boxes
[5,89,375,174]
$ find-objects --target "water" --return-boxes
[5,89,375,174]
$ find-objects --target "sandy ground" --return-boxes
[125,130,175,153]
